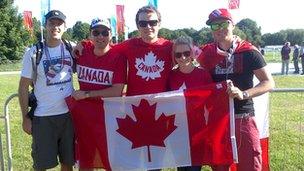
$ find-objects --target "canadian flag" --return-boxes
[66,82,236,170]
[228,0,240,9]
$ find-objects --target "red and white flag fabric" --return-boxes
[253,85,270,171]
[228,0,240,9]
[66,82,235,170]
[116,5,125,35]
[23,11,33,31]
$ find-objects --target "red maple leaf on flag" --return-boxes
[116,99,177,162]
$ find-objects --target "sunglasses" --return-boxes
[210,21,230,31]
[174,51,191,58]
[138,20,158,27]
[92,30,109,37]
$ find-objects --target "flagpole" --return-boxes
[124,25,128,40]
[40,24,44,42]
[229,97,238,163]
[48,0,51,11]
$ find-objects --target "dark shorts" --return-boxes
[31,113,75,169]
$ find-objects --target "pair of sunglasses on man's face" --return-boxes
[138,20,158,27]
[210,21,230,31]
[174,51,191,58]
[92,30,109,37]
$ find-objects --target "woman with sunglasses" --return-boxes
[168,36,213,171]
[168,36,212,92]
[70,18,127,171]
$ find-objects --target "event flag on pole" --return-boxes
[110,16,117,38]
[66,82,237,170]
[228,0,240,9]
[40,0,50,25]
[148,0,158,8]
[116,5,125,35]
[23,11,33,32]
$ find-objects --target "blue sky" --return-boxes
[14,0,304,34]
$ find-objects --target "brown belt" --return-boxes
[235,112,254,119]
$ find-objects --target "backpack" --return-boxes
[30,39,76,84]
[27,39,75,120]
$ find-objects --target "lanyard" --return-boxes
[44,42,65,73]
[44,42,65,61]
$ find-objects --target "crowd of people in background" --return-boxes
[280,41,304,75]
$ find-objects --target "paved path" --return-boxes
[267,63,303,75]
[0,71,20,75]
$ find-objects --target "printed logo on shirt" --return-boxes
[135,51,164,81]
[43,56,72,86]
[214,55,234,75]
[77,65,113,85]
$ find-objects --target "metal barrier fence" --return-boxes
[1,93,17,171]
[0,89,303,170]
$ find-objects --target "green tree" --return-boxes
[128,30,139,38]
[236,18,262,46]
[233,26,247,40]
[0,0,31,63]
[281,29,304,45]
[159,28,174,40]
[32,17,42,42]
[71,21,90,42]
[262,32,286,45]
[197,27,213,45]
[63,28,74,41]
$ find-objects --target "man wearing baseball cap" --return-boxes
[197,8,275,171]
[18,9,75,170]
[70,17,127,170]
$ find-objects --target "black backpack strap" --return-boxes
[62,39,76,73]
[31,41,44,85]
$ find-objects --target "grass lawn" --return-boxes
[264,51,281,63]
[0,74,303,170]
[0,61,22,72]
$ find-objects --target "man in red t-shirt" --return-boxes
[114,6,172,96]
[72,18,127,99]
[71,18,127,170]
[197,8,275,171]
[75,6,172,97]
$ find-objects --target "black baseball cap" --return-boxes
[45,10,66,22]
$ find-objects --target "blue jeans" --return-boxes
[281,59,289,75]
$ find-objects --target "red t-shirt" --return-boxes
[168,67,213,91]
[114,38,173,96]
[76,43,127,91]
[73,43,127,169]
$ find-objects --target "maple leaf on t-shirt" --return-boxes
[135,51,165,81]
[116,99,177,162]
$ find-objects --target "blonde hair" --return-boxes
[172,36,194,65]
[173,36,194,50]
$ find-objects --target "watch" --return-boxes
[242,91,249,99]
[84,91,90,98]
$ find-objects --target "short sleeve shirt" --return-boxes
[114,38,173,96]
[168,67,213,91]
[76,43,127,91]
